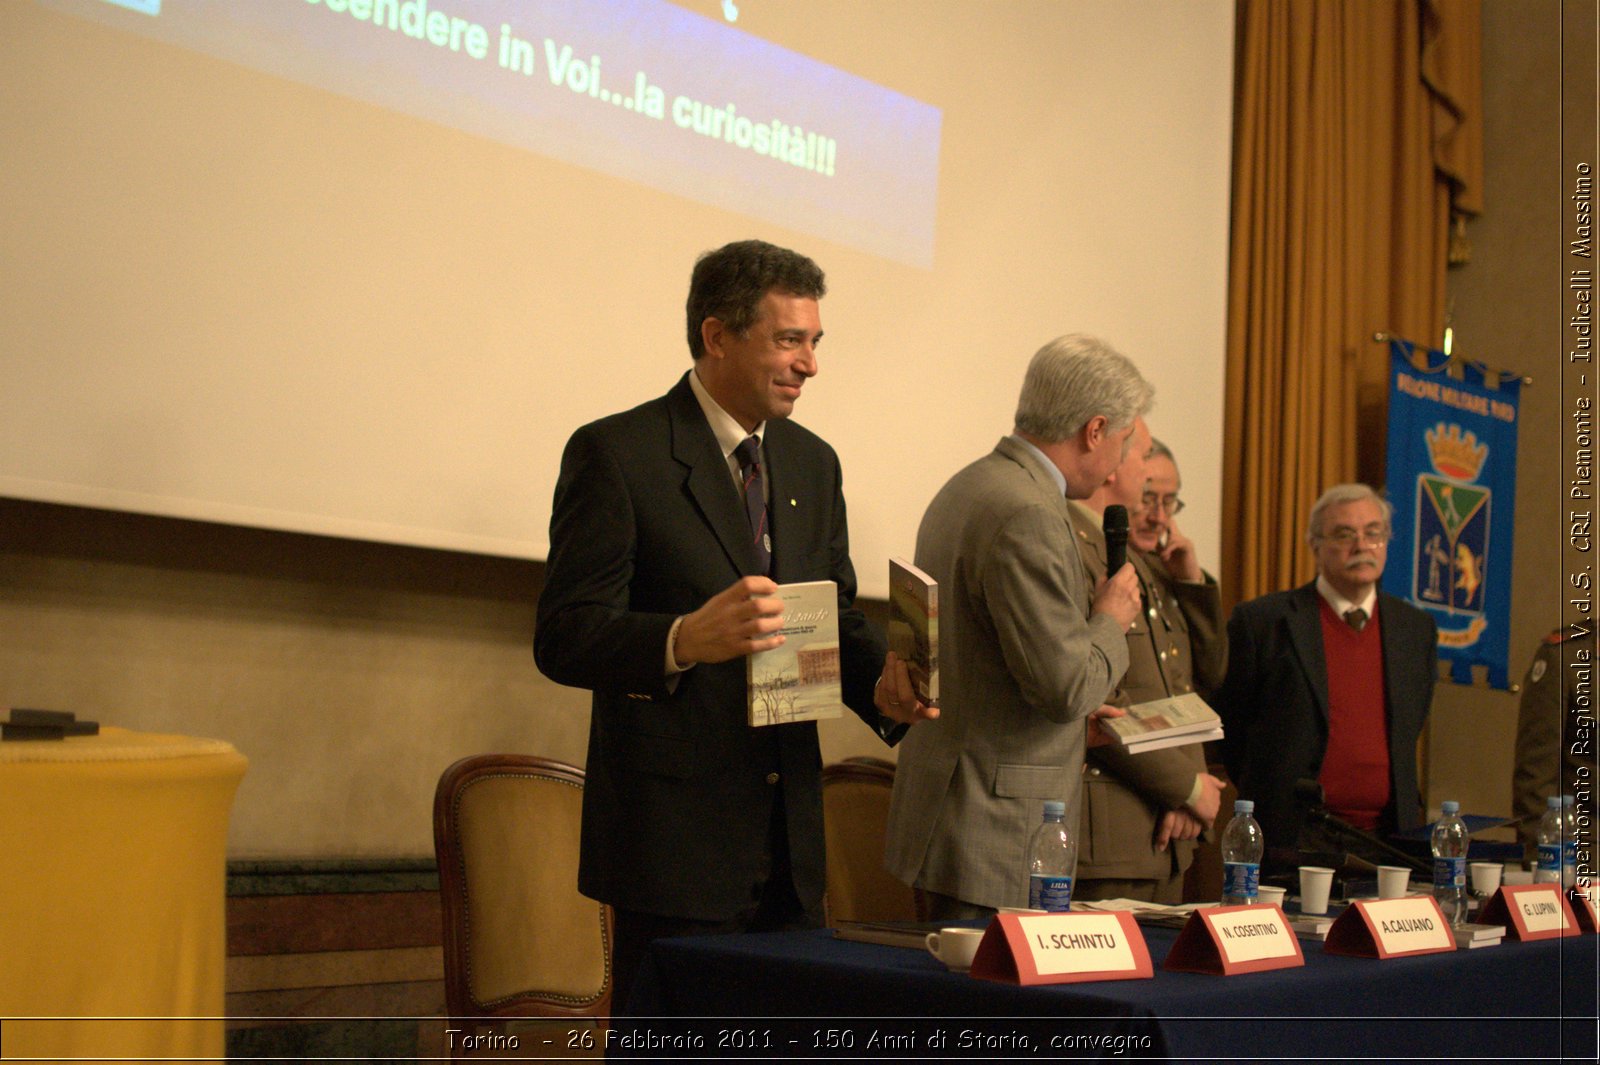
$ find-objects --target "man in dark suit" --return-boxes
[534,240,932,1012]
[1217,483,1437,871]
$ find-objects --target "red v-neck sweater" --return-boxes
[1317,597,1390,831]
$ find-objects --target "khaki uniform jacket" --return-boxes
[1067,502,1227,883]
[1512,626,1596,855]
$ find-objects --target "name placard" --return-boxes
[970,911,1152,985]
[1163,904,1304,975]
[1480,883,1578,941]
[1324,897,1456,959]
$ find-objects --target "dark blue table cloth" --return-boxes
[625,922,1598,1061]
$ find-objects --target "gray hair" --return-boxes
[1148,437,1176,465]
[1307,483,1393,543]
[1013,334,1154,443]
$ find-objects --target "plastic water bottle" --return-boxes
[1220,799,1264,905]
[1535,795,1563,884]
[1027,800,1077,912]
[1562,795,1578,888]
[1431,800,1469,926]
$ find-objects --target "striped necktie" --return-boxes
[734,435,771,574]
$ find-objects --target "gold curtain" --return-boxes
[1223,0,1482,605]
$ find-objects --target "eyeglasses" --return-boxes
[1140,492,1184,516]
[1317,525,1391,547]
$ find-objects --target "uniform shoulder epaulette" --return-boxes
[1545,623,1595,645]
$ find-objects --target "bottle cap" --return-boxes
[1042,800,1065,818]
[1441,800,1460,814]
[1233,799,1254,814]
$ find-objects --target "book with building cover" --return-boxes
[1119,725,1225,755]
[747,580,843,727]
[886,557,939,706]
[1101,691,1223,754]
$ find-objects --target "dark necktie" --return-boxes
[1344,607,1368,632]
[734,436,771,574]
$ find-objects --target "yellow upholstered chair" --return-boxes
[432,755,611,1054]
[820,759,920,925]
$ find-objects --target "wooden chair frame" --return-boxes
[432,754,612,1051]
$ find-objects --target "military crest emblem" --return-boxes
[1413,423,1490,615]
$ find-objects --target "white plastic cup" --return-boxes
[1257,885,1287,908]
[1469,861,1503,897]
[924,927,984,971]
[1299,866,1335,915]
[1376,865,1411,899]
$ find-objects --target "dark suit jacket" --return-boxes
[1217,581,1438,859]
[535,372,897,921]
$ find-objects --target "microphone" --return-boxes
[1294,777,1328,814]
[1103,504,1130,574]
[1292,778,1430,873]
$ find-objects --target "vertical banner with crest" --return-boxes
[1382,339,1520,688]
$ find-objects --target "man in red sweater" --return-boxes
[1217,484,1438,870]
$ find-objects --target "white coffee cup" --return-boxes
[1470,861,1504,897]
[1299,865,1335,915]
[1257,885,1287,908]
[1377,865,1411,899]
[924,927,984,971]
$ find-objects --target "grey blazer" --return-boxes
[884,437,1129,910]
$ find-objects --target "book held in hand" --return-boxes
[887,557,939,706]
[747,580,843,727]
[1100,691,1223,754]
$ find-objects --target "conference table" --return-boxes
[0,726,248,1063]
[628,918,1598,1060]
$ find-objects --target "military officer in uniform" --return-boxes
[1067,429,1227,903]
[1512,624,1597,862]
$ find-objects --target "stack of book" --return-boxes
[1099,692,1223,754]
[1453,921,1507,949]
[1285,913,1336,940]
[832,920,947,949]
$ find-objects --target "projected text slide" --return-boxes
[44,0,943,265]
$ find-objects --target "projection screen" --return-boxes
[2,0,1234,596]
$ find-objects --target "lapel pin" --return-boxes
[789,498,797,506]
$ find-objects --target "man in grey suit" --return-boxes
[884,334,1152,918]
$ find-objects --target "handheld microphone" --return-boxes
[1103,504,1130,574]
